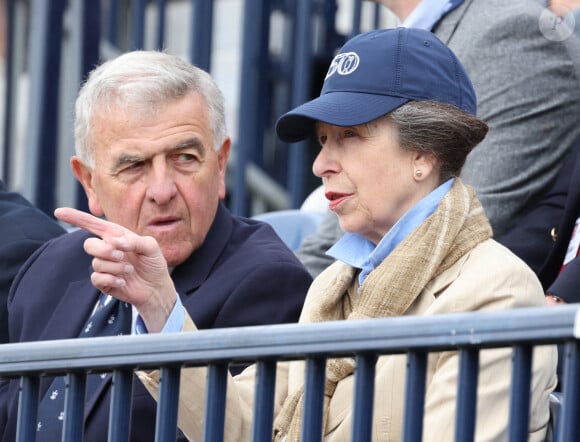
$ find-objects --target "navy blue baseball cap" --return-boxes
[548,257,580,304]
[276,27,477,143]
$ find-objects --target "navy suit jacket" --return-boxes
[0,180,66,344]
[499,137,580,290]
[0,203,312,442]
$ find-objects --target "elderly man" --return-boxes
[0,51,312,442]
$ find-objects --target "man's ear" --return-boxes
[70,156,104,216]
[216,137,231,200]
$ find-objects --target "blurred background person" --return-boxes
[0,179,65,343]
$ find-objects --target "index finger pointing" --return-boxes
[54,207,126,239]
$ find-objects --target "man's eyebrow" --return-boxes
[113,154,145,171]
[174,137,205,153]
[112,138,206,172]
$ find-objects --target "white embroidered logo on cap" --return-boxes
[325,52,360,79]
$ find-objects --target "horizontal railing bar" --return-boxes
[0,306,578,377]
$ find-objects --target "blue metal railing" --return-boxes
[1,305,579,441]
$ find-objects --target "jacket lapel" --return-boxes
[38,277,101,400]
[39,278,100,342]
[172,203,233,297]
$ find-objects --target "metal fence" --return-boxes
[1,305,579,441]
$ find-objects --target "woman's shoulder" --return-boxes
[427,239,545,313]
[466,238,537,272]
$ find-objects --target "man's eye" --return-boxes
[174,153,200,164]
[317,135,327,145]
[123,161,144,172]
[344,129,356,138]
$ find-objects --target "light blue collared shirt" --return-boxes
[328,179,454,288]
[135,295,185,334]
[401,0,462,30]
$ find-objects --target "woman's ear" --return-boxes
[411,151,437,182]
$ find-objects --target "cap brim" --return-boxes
[276,91,410,143]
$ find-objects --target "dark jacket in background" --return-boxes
[0,180,66,343]
[499,137,580,290]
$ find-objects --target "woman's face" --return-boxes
[313,116,438,244]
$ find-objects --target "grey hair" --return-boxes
[389,101,488,182]
[74,50,227,168]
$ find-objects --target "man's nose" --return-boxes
[146,166,178,205]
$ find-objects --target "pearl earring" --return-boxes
[415,170,423,178]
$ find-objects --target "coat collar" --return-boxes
[171,202,233,296]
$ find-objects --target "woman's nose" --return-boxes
[312,145,338,178]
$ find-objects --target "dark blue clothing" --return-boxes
[0,203,312,442]
[499,137,580,290]
[499,137,580,392]
[0,180,65,344]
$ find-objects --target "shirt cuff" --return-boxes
[134,295,185,334]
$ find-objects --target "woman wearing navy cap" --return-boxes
[56,28,557,441]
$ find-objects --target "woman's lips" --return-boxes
[325,192,352,211]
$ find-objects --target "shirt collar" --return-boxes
[401,0,463,30]
[328,178,454,287]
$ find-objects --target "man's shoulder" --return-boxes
[228,215,304,263]
[41,227,92,249]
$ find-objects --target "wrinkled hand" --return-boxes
[55,207,177,333]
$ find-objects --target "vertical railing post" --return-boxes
[62,373,86,442]
[233,0,272,216]
[108,370,134,442]
[508,345,532,441]
[402,351,428,442]
[203,363,228,442]
[252,360,277,442]
[558,341,580,442]
[2,0,16,181]
[287,0,314,209]
[25,0,66,214]
[74,0,101,213]
[155,366,181,441]
[454,348,479,442]
[351,353,377,442]
[155,0,166,50]
[301,357,326,442]
[190,0,213,72]
[130,0,146,50]
[15,376,40,442]
[351,0,362,36]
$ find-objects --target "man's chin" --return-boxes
[160,243,195,268]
